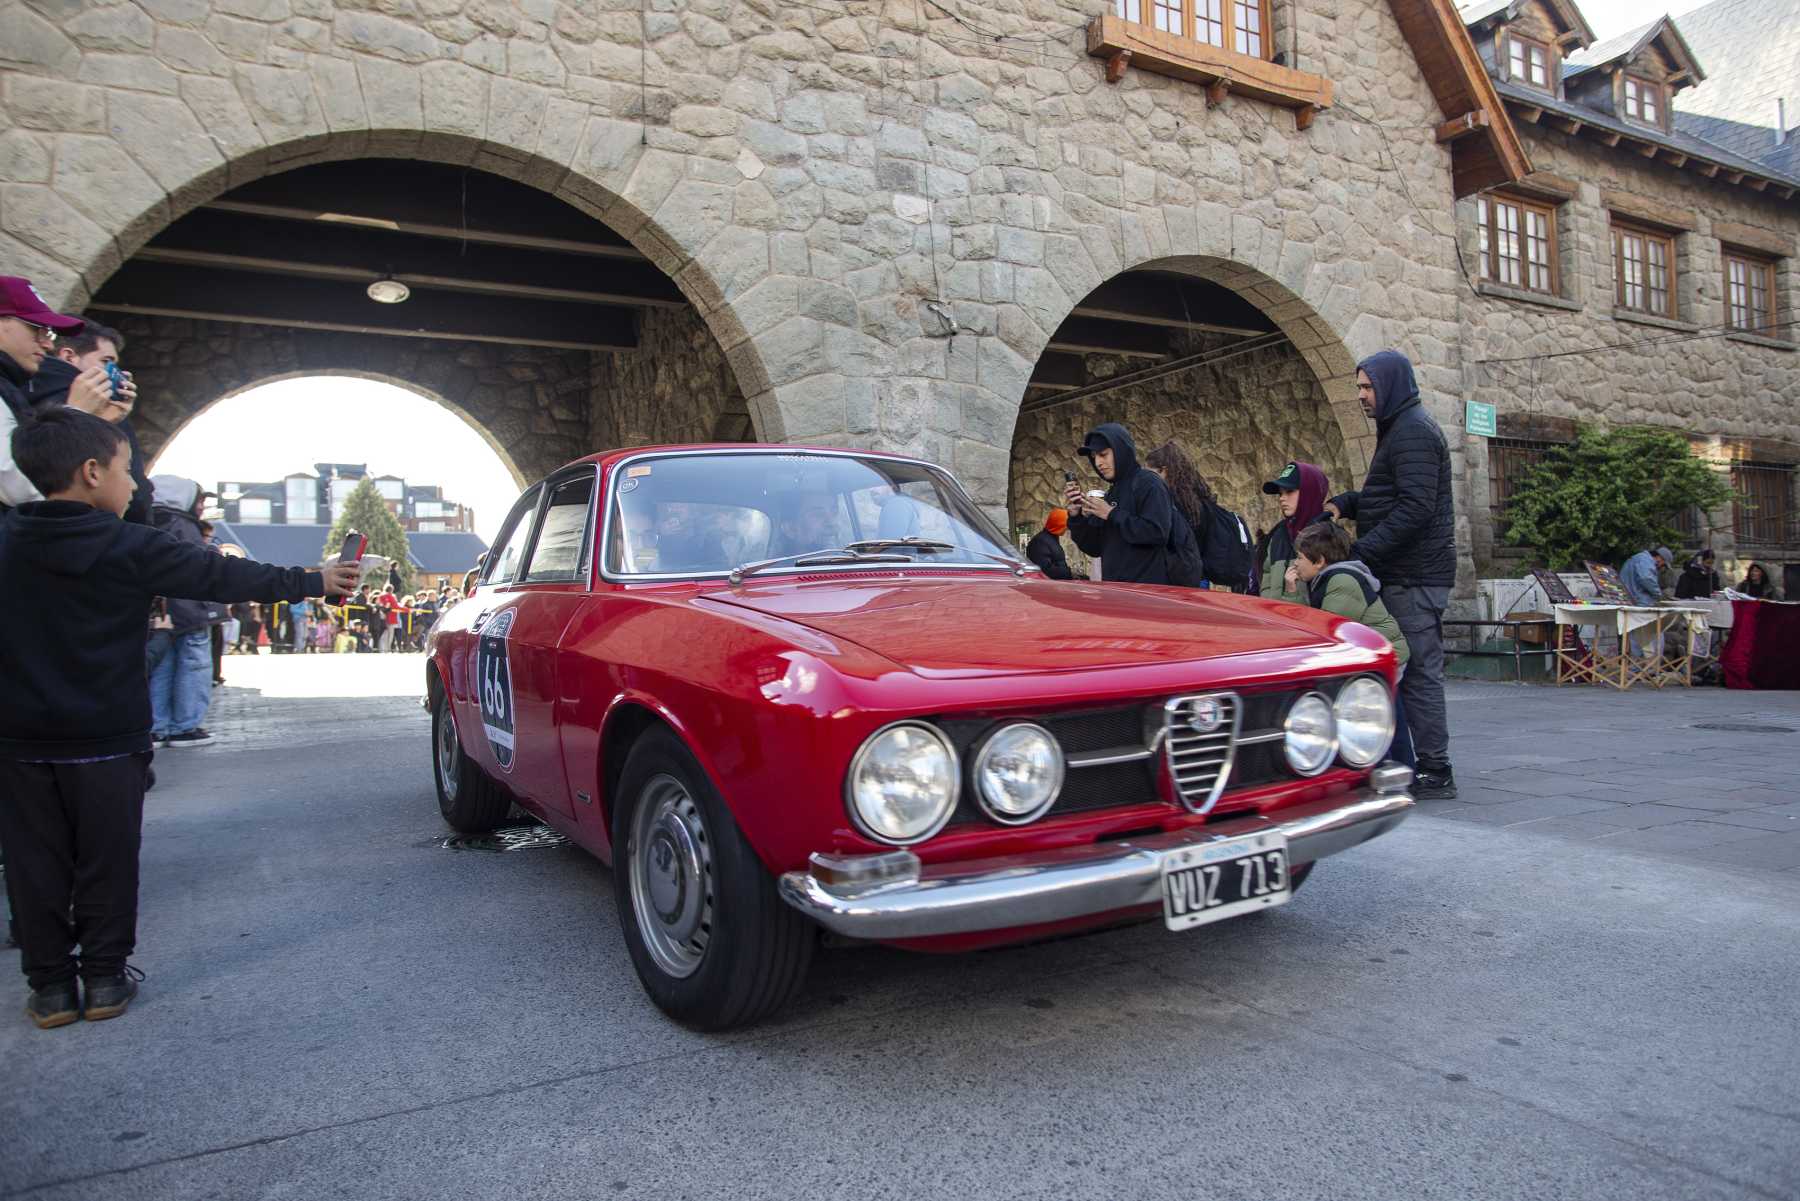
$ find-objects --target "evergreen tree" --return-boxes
[1503,426,1733,569]
[323,476,412,590]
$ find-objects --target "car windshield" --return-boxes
[604,451,1021,579]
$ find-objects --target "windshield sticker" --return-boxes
[477,608,517,772]
[626,465,654,477]
[618,477,639,494]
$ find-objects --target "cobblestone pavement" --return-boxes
[1431,680,1800,874]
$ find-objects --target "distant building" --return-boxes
[215,463,477,534]
[210,519,488,587]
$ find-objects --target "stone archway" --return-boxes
[1006,255,1373,547]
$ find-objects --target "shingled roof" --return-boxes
[1671,0,1800,179]
[1562,16,1705,82]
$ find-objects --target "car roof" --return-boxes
[563,444,937,476]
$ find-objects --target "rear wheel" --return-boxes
[613,727,813,1030]
[433,688,512,833]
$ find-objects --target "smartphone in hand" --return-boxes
[327,531,366,605]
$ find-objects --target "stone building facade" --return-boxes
[1,0,1790,595]
[1457,0,1800,582]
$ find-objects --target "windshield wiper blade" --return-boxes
[842,538,957,554]
[729,548,912,584]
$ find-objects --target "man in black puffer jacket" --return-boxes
[1325,350,1457,798]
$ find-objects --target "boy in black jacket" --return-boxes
[0,409,359,1028]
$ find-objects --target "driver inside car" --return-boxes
[770,492,839,558]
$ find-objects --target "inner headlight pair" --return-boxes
[1283,676,1395,775]
[847,722,1063,844]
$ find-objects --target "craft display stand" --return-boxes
[1553,604,1711,690]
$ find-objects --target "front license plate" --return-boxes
[1160,832,1291,931]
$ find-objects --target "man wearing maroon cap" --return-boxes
[0,277,132,511]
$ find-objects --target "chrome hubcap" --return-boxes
[629,775,713,979]
[436,699,459,794]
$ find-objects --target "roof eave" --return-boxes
[1393,0,1533,197]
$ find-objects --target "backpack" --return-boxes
[1164,506,1206,589]
[1201,502,1254,593]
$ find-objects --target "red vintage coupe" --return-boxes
[426,445,1413,1028]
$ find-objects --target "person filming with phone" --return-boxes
[24,314,150,525]
[1062,423,1194,587]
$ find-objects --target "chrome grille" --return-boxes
[1163,693,1242,815]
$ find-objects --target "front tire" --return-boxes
[612,727,814,1030]
[433,688,512,833]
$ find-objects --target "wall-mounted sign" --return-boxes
[1465,400,1497,438]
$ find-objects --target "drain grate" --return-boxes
[438,823,571,852]
[1692,721,1798,735]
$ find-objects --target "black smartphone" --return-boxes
[1063,470,1077,484]
[327,531,366,605]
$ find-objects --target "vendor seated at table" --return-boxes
[1620,546,1673,607]
[1675,549,1722,599]
[1737,561,1782,600]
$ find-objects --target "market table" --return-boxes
[1552,603,1711,690]
[1718,598,1800,690]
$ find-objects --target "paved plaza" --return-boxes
[2,656,1796,1200]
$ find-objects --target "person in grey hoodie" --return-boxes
[148,476,223,748]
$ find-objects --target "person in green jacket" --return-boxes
[1293,521,1414,767]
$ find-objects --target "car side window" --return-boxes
[521,474,596,583]
[485,485,543,586]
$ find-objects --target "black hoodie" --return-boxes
[1067,423,1178,585]
[1328,350,1456,589]
[29,356,154,526]
[0,500,324,759]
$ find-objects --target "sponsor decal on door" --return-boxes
[477,608,517,772]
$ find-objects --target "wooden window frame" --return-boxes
[1612,221,1678,319]
[1622,74,1666,130]
[1475,192,1560,295]
[1724,249,1778,335]
[1114,0,1274,62]
[1504,32,1555,93]
[1731,461,1795,549]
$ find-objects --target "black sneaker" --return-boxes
[1414,766,1457,800]
[82,966,144,1022]
[165,729,214,748]
[26,980,81,1029]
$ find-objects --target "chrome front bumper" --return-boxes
[778,769,1414,940]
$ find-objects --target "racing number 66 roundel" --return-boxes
[476,609,517,772]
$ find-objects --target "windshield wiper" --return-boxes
[729,548,913,584]
[842,538,957,554]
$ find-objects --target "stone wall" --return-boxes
[0,0,1468,548]
[587,304,752,451]
[1009,334,1353,565]
[1456,125,1800,579]
[105,315,592,484]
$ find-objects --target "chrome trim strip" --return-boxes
[1235,729,1286,746]
[1162,692,1242,816]
[779,785,1414,939]
[1065,747,1156,768]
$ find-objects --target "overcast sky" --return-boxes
[149,377,523,542]
[1575,0,1710,38]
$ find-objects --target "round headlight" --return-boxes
[1333,676,1395,768]
[1283,691,1337,776]
[847,723,959,845]
[973,723,1064,824]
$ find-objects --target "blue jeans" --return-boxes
[147,629,213,737]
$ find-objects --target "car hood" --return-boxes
[705,576,1334,678]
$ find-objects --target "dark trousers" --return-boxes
[0,754,149,989]
[1382,584,1452,771]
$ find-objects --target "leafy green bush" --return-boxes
[1502,426,1733,569]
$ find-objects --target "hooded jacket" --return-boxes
[1328,351,1456,589]
[0,500,323,759]
[1067,423,1177,585]
[1306,559,1410,667]
[29,355,153,526]
[0,351,41,510]
[1259,462,1330,604]
[151,475,224,633]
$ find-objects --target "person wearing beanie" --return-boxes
[1026,508,1076,580]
